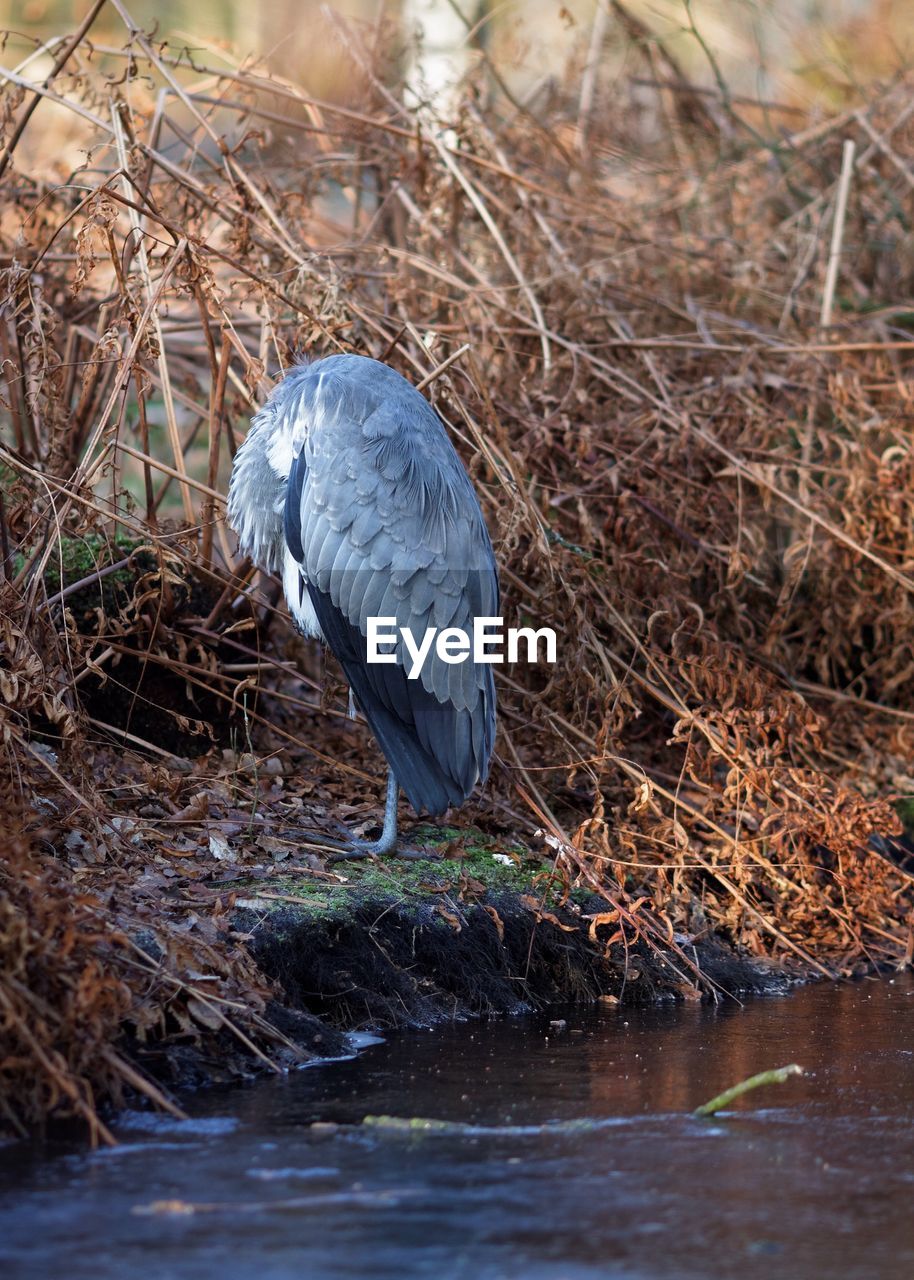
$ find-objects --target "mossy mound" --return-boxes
[233,849,792,1032]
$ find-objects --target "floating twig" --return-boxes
[694,1064,805,1117]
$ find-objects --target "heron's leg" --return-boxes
[364,768,399,856]
[330,768,403,859]
[316,772,436,861]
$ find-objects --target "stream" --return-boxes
[1,976,912,1279]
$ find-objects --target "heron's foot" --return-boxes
[327,836,431,862]
[293,823,430,861]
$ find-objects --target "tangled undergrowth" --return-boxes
[1,2,913,1136]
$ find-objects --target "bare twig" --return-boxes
[695,1065,805,1116]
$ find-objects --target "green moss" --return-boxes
[231,825,558,921]
[15,531,142,593]
[47,531,141,590]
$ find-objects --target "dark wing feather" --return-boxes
[306,581,467,815]
[283,451,306,561]
[281,354,497,817]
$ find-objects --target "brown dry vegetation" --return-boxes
[1,3,914,1137]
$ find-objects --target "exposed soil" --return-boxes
[239,889,793,1032]
[119,808,797,1097]
[131,861,795,1097]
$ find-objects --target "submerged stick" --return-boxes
[694,1064,805,1116]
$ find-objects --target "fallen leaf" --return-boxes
[483,904,505,942]
[436,904,463,932]
[186,995,224,1030]
[209,833,233,861]
[520,894,577,932]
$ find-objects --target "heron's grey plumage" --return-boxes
[227,353,498,824]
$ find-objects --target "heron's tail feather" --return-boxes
[354,697,465,817]
[305,581,488,817]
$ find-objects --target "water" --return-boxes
[1,978,912,1280]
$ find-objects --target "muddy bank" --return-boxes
[109,828,799,1102]
[125,834,796,1098]
[238,884,794,1032]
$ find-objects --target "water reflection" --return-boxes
[0,977,912,1279]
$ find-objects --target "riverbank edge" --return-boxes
[129,882,802,1097]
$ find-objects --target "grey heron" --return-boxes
[226,353,498,857]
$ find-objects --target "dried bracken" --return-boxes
[1,3,913,1135]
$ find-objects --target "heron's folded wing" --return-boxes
[283,362,497,816]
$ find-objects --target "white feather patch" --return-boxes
[282,547,322,639]
[267,428,298,482]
